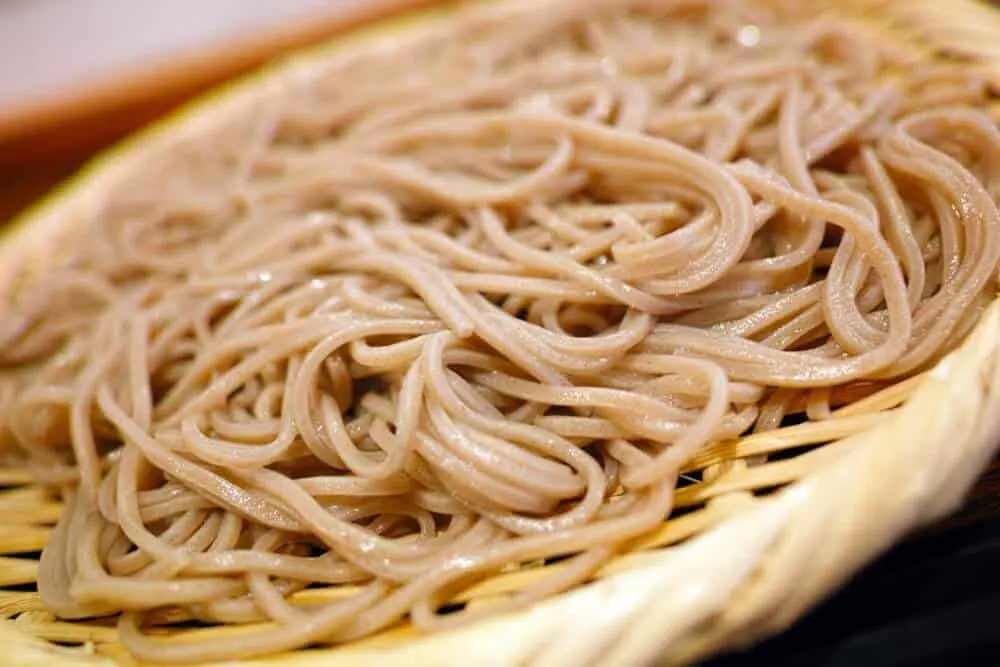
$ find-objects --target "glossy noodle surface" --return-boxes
[1,0,999,662]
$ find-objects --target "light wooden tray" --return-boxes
[3,0,1000,665]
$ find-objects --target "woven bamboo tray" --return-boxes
[3,0,1000,665]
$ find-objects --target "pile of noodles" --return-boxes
[1,0,999,662]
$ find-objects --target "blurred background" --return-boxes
[0,1,362,109]
[0,0,434,222]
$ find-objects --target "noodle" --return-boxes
[3,0,1000,661]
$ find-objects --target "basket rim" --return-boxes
[3,0,1000,665]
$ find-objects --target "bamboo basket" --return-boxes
[3,0,1000,665]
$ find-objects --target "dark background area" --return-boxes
[706,463,1000,666]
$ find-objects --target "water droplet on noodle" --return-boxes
[522,92,555,113]
[306,211,334,227]
[737,25,761,48]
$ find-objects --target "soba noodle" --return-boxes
[1,0,999,661]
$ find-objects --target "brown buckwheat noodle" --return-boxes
[1,0,999,662]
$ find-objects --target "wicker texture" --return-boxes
[2,0,1000,665]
